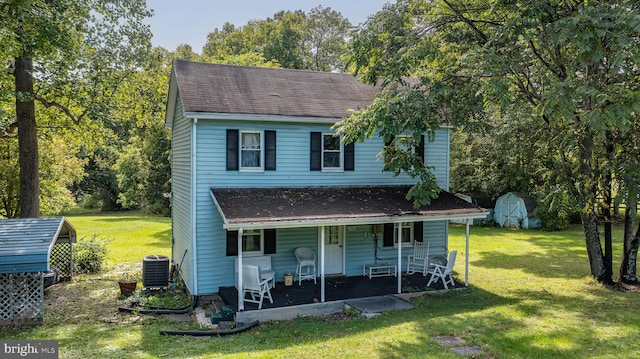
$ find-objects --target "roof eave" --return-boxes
[164,67,179,129]
[222,210,489,231]
[184,112,342,124]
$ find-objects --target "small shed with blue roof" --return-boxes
[0,217,76,326]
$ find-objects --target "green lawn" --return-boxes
[3,213,640,358]
[65,211,171,264]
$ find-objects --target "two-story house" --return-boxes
[165,60,486,312]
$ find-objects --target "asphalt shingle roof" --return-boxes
[211,186,487,228]
[172,60,380,118]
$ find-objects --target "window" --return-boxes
[226,229,276,256]
[240,131,263,171]
[386,134,425,162]
[310,132,354,171]
[324,226,343,245]
[322,133,342,171]
[227,130,276,171]
[394,222,414,247]
[382,222,423,247]
[242,229,263,256]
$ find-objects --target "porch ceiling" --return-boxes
[210,186,488,230]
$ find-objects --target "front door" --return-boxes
[322,226,344,275]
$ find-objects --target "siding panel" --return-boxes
[181,117,452,294]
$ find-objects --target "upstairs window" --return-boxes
[240,131,263,171]
[322,133,342,171]
[310,132,354,171]
[226,129,276,171]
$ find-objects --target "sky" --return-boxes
[145,0,391,53]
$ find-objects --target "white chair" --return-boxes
[294,247,316,285]
[426,250,457,289]
[242,264,273,309]
[406,241,430,275]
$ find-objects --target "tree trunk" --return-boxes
[14,56,40,218]
[601,135,614,280]
[619,199,639,284]
[582,212,609,283]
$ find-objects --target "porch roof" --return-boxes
[210,186,488,230]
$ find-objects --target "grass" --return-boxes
[3,212,640,358]
[64,210,171,264]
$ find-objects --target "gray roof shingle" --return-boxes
[211,186,488,229]
[172,60,380,118]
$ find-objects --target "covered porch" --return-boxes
[218,272,460,312]
[211,185,488,312]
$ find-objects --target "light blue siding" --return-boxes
[194,119,449,188]
[172,113,453,294]
[169,97,194,293]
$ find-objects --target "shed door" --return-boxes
[503,200,521,228]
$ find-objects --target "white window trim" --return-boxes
[242,228,264,257]
[239,130,264,172]
[393,222,414,248]
[321,133,344,172]
[395,134,415,154]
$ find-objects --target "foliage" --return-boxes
[0,132,85,218]
[116,270,141,283]
[0,0,153,217]
[340,0,640,283]
[72,234,112,274]
[201,6,351,71]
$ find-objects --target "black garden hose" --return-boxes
[117,295,198,314]
[159,320,260,336]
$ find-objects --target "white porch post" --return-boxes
[465,219,470,287]
[237,228,244,311]
[397,224,402,294]
[320,225,325,303]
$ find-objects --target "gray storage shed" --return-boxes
[0,217,76,326]
[494,192,540,229]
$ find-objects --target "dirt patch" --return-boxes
[43,267,151,325]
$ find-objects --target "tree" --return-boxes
[0,0,152,217]
[339,0,640,284]
[201,8,351,72]
[305,6,351,71]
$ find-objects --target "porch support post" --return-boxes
[320,226,325,303]
[465,219,470,287]
[397,224,402,294]
[237,227,244,311]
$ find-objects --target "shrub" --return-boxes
[73,234,112,273]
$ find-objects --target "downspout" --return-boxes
[320,226,325,303]
[465,218,470,287]
[191,118,198,294]
[397,225,402,294]
[237,227,244,311]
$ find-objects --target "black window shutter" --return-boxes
[385,135,395,147]
[226,231,238,256]
[310,132,321,171]
[226,129,239,171]
[414,221,423,242]
[264,229,276,254]
[344,142,355,171]
[383,223,394,247]
[416,135,425,161]
[265,130,276,171]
